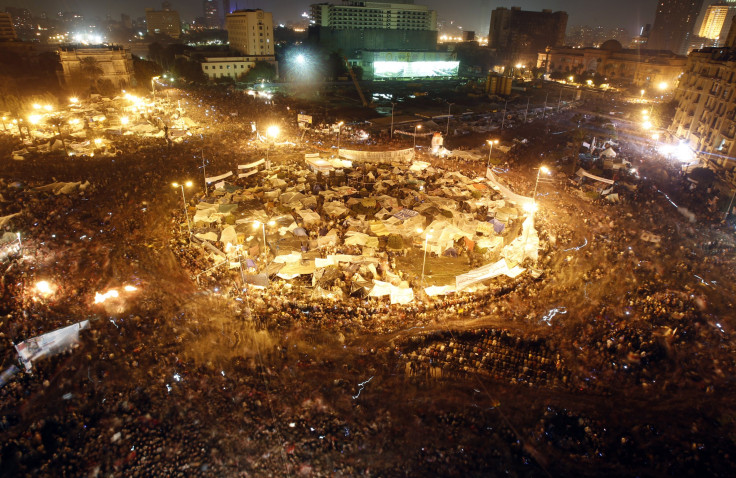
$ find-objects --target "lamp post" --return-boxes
[487,139,499,168]
[152,76,160,98]
[522,166,550,261]
[172,181,193,240]
[414,124,422,150]
[253,220,276,282]
[1,116,7,132]
[417,228,432,284]
[337,121,344,158]
[390,102,396,139]
[501,99,508,129]
[446,102,454,136]
[266,125,280,168]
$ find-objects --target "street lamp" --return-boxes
[417,228,433,284]
[390,102,397,139]
[414,124,422,150]
[120,116,129,134]
[253,219,276,260]
[69,97,79,104]
[640,89,645,98]
[522,165,550,261]
[172,181,193,240]
[336,121,344,157]
[151,76,160,98]
[487,139,499,168]
[265,125,280,168]
[446,102,454,136]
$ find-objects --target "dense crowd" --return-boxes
[1,85,736,475]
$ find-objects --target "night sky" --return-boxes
[5,0,661,34]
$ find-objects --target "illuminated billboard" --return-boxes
[373,60,460,79]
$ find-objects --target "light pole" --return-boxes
[152,76,160,98]
[417,228,432,284]
[172,181,193,240]
[487,139,499,168]
[414,124,422,150]
[542,92,549,119]
[1,116,7,132]
[501,100,508,129]
[266,125,280,168]
[390,102,396,139]
[253,220,276,279]
[446,102,454,136]
[337,121,344,158]
[522,166,550,261]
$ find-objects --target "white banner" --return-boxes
[339,148,415,163]
[455,259,525,290]
[576,168,614,185]
[238,169,259,178]
[205,171,233,184]
[15,320,90,371]
[238,159,265,169]
[486,168,534,207]
[298,114,312,124]
[395,129,433,137]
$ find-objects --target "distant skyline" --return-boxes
[3,0,663,35]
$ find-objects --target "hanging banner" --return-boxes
[339,148,415,163]
[298,114,313,124]
[15,320,91,371]
[575,168,614,185]
[486,168,534,207]
[238,159,265,169]
[205,171,233,184]
[238,169,259,178]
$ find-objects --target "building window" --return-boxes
[220,65,223,69]
[204,65,208,69]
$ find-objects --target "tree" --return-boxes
[243,61,277,83]
[79,57,104,93]
[133,57,163,87]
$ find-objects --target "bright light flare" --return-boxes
[93,138,103,146]
[32,103,41,110]
[642,121,652,130]
[123,285,137,292]
[295,54,306,65]
[120,116,129,125]
[266,125,280,138]
[69,97,79,104]
[540,166,550,174]
[658,82,668,90]
[523,202,539,213]
[43,105,53,112]
[28,114,42,125]
[94,289,119,304]
[35,280,54,297]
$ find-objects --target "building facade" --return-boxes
[0,12,17,40]
[200,55,266,80]
[58,45,135,91]
[537,40,687,88]
[308,1,438,55]
[352,50,457,80]
[145,7,181,38]
[488,7,567,66]
[647,0,703,55]
[699,3,730,40]
[225,9,274,56]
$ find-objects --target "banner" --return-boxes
[15,320,90,371]
[455,259,525,290]
[238,159,265,169]
[486,168,534,207]
[298,114,312,124]
[205,171,233,184]
[338,148,415,163]
[575,168,614,185]
[238,169,259,178]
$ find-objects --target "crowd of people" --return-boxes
[1,83,736,475]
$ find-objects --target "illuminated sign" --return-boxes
[373,61,460,79]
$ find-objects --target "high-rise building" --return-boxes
[146,4,181,39]
[222,0,231,16]
[0,12,17,41]
[488,7,567,66]
[225,9,274,56]
[699,2,730,39]
[647,0,703,54]
[204,0,221,29]
[308,1,438,55]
